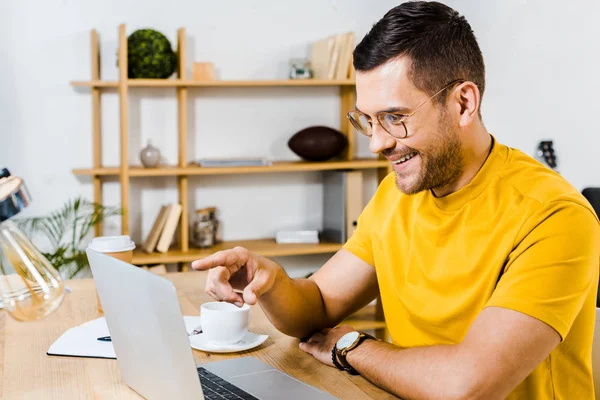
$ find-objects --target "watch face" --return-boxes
[337,331,360,349]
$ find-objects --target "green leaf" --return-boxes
[13,196,122,275]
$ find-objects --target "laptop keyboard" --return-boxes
[197,367,259,400]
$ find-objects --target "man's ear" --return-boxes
[453,81,480,128]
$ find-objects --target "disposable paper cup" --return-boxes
[88,235,135,261]
[87,235,135,313]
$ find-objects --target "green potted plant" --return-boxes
[122,29,178,79]
[16,197,122,279]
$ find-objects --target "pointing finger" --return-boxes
[192,248,249,275]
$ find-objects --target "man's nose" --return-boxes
[369,125,396,155]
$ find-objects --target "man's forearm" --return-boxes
[345,340,491,400]
[258,268,331,338]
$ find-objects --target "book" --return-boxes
[335,33,353,80]
[156,204,183,253]
[337,32,355,80]
[347,32,356,80]
[311,35,334,79]
[141,205,170,253]
[327,33,345,79]
[275,230,320,244]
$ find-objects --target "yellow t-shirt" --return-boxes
[344,137,600,399]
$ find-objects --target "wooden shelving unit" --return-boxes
[72,24,391,266]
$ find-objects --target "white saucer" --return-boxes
[189,331,269,353]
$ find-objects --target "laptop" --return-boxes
[86,249,337,400]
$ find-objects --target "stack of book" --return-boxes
[141,204,183,254]
[310,32,355,80]
[275,230,320,244]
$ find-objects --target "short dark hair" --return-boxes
[354,1,485,106]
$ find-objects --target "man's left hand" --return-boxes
[299,325,356,367]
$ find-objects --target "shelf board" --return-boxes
[132,238,342,265]
[73,159,389,177]
[71,79,356,88]
[73,167,120,176]
[71,81,119,88]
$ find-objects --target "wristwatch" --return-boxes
[332,331,375,375]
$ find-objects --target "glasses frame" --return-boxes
[347,79,466,139]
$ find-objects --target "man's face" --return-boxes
[355,58,463,195]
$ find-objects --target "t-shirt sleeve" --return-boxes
[343,202,375,266]
[343,173,396,267]
[485,200,600,340]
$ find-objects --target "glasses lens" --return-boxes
[379,113,407,138]
[348,111,371,136]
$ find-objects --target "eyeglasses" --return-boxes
[347,79,465,139]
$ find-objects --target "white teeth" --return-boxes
[394,152,417,164]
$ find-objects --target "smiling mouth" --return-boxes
[392,151,418,165]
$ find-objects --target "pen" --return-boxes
[98,325,202,341]
[188,325,203,336]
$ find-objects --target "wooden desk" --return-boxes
[0,272,396,399]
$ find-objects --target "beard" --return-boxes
[393,117,463,195]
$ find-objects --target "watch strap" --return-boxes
[332,344,349,370]
[332,344,358,375]
[333,332,376,375]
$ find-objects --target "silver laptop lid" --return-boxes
[86,249,204,400]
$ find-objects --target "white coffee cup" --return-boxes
[200,302,250,344]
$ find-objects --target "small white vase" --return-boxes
[140,140,161,168]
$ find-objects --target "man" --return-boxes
[193,2,600,399]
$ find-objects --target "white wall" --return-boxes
[444,0,600,189]
[0,0,397,277]
[2,1,599,276]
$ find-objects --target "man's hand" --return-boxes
[299,325,356,367]
[191,246,281,307]
[193,248,378,340]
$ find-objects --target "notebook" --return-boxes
[47,316,202,359]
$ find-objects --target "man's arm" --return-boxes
[260,249,379,338]
[193,248,379,338]
[302,306,560,400]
